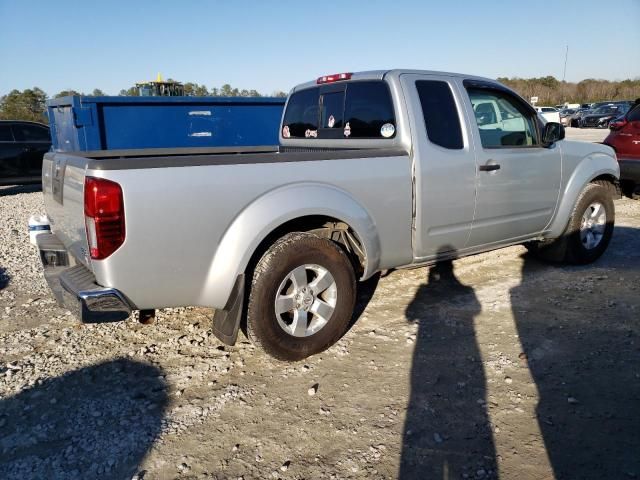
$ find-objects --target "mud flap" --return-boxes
[211,274,245,346]
[529,235,568,262]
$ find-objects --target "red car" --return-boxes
[604,104,640,198]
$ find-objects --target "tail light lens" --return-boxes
[609,119,627,131]
[84,177,125,260]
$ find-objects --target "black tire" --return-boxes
[527,181,614,264]
[246,232,356,361]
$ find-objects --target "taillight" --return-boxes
[84,176,125,260]
[609,119,627,131]
[316,72,352,84]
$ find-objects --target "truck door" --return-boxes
[400,74,477,259]
[461,81,561,247]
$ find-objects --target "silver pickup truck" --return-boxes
[37,69,620,360]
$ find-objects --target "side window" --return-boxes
[344,82,396,138]
[415,80,463,149]
[13,124,50,142]
[282,88,320,138]
[467,88,538,148]
[0,124,14,142]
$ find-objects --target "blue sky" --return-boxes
[1,0,639,97]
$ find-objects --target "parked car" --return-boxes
[569,107,592,127]
[604,104,640,197]
[580,103,631,128]
[559,108,577,126]
[0,120,51,186]
[535,106,561,123]
[35,69,619,361]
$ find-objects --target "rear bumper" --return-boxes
[619,159,640,183]
[37,234,132,323]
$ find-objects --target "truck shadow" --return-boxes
[400,247,497,479]
[511,225,640,479]
[349,272,381,330]
[0,184,42,197]
[0,359,168,479]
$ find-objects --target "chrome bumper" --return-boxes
[37,234,132,323]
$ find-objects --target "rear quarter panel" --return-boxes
[90,155,413,309]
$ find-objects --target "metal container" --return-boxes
[46,95,285,152]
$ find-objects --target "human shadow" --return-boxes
[400,248,497,479]
[0,359,168,479]
[511,225,640,479]
[0,267,8,290]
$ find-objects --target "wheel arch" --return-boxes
[546,154,620,238]
[198,183,381,309]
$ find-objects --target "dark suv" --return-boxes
[0,121,51,186]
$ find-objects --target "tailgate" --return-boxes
[42,152,91,267]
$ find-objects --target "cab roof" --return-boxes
[292,69,500,92]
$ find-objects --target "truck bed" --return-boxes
[41,145,413,310]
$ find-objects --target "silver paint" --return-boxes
[41,69,620,313]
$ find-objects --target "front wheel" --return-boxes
[527,181,615,264]
[246,232,356,361]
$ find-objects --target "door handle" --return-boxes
[479,163,501,172]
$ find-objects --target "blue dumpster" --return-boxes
[46,95,286,152]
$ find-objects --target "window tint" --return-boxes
[321,91,344,129]
[13,124,50,142]
[467,88,538,148]
[0,124,13,141]
[628,105,640,122]
[416,80,463,149]
[344,82,395,138]
[282,81,396,139]
[282,88,319,138]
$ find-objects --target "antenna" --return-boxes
[562,45,569,82]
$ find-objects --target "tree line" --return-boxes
[0,84,288,123]
[2,76,639,124]
[497,76,640,106]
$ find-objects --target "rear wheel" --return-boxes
[246,232,356,361]
[527,181,614,264]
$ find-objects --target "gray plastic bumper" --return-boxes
[619,159,640,183]
[37,234,132,323]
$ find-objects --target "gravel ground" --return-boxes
[1,172,639,479]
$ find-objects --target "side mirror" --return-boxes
[542,122,565,146]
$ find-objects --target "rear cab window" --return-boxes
[282,81,396,140]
